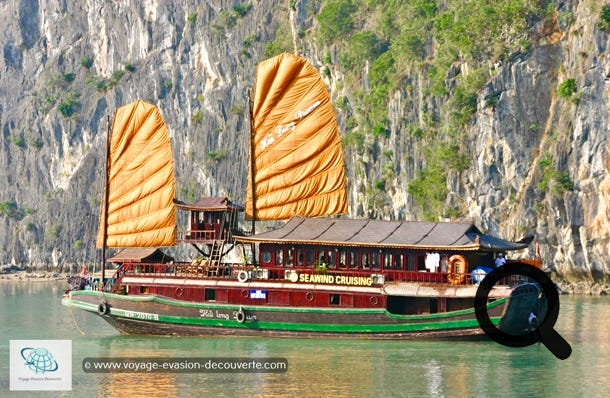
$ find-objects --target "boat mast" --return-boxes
[100,114,112,288]
[248,89,256,236]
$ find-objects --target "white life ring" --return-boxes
[237,270,249,283]
[236,306,246,323]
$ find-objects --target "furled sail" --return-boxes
[96,100,176,248]
[246,53,348,220]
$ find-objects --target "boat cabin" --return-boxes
[237,217,531,285]
[176,197,244,242]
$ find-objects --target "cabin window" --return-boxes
[297,250,305,266]
[327,250,336,268]
[383,254,392,270]
[440,255,448,273]
[372,252,380,270]
[317,250,326,265]
[286,248,294,267]
[349,252,358,269]
[306,250,314,267]
[407,254,416,271]
[330,294,340,306]
[394,254,404,270]
[338,251,347,269]
[276,250,284,266]
[362,253,369,270]
[261,251,272,264]
[205,289,216,301]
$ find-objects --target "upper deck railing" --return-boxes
[115,262,525,287]
[176,229,217,241]
[176,228,254,243]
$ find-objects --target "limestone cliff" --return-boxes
[0,0,608,284]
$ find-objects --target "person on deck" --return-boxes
[495,252,506,267]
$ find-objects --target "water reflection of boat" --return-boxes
[63,53,543,339]
[102,373,178,398]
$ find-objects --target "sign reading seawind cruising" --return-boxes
[288,271,374,287]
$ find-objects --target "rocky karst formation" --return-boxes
[0,1,608,287]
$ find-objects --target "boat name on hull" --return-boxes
[125,310,159,321]
[199,309,257,322]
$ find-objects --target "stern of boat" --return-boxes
[498,282,547,335]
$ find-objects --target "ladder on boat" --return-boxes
[207,240,224,276]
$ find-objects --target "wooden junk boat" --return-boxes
[63,53,544,338]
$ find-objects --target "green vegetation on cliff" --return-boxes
[312,0,547,219]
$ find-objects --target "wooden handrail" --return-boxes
[117,262,526,287]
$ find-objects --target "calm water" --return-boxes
[1,281,608,398]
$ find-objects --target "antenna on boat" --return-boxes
[100,114,112,288]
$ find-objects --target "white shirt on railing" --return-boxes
[425,252,440,272]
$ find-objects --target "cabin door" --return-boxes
[204,212,224,240]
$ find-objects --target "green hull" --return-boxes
[63,290,503,338]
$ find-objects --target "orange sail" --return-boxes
[246,53,348,220]
[96,100,176,248]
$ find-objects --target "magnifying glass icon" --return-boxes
[474,263,572,360]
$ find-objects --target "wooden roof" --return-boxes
[236,217,531,252]
[107,248,173,263]
[176,197,244,212]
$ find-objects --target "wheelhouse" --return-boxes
[176,196,244,242]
